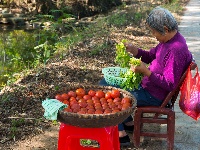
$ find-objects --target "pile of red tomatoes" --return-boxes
[55,88,132,114]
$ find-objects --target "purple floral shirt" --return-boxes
[136,32,192,101]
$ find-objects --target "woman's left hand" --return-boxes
[130,62,152,77]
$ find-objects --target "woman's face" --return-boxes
[148,27,168,43]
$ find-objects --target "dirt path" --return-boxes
[9,125,59,150]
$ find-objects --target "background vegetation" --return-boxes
[0,0,185,89]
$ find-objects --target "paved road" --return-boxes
[133,1,200,149]
[174,0,200,149]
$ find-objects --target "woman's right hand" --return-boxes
[124,42,138,57]
[130,62,151,77]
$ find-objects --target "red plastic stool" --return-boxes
[58,123,120,150]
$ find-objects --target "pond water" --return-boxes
[0,24,40,89]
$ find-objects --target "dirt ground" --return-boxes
[0,0,190,150]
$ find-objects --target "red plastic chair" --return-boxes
[133,62,197,150]
[58,123,120,150]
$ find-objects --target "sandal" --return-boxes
[119,135,131,147]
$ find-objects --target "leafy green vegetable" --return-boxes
[115,40,143,90]
[115,39,130,68]
[120,56,143,90]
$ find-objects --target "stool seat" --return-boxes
[58,123,120,150]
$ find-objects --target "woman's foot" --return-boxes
[119,135,131,147]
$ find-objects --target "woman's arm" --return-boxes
[124,42,158,64]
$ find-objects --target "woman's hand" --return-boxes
[130,62,151,77]
[124,42,138,57]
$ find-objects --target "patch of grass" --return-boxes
[89,42,108,56]
[10,118,25,138]
[106,12,129,27]
[0,92,12,104]
[162,0,185,15]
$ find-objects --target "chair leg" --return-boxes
[133,110,142,148]
[167,111,175,150]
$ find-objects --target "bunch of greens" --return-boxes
[115,39,130,68]
[115,39,143,90]
[120,57,143,90]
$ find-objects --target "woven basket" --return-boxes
[48,84,137,128]
[102,67,127,86]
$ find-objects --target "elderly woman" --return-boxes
[99,6,192,146]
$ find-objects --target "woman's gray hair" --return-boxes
[146,6,178,34]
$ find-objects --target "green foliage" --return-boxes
[0,92,12,104]
[120,57,143,90]
[10,118,25,138]
[162,0,184,14]
[89,42,108,56]
[0,27,61,88]
[33,27,60,67]
[115,40,143,90]
[34,41,51,66]
[36,14,55,21]
[134,12,142,22]
[115,39,130,68]
[106,13,128,27]
[11,118,25,127]
[0,0,183,90]
[0,30,36,88]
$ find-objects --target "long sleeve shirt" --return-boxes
[135,32,192,101]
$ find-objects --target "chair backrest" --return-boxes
[160,62,197,109]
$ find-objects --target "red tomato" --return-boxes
[95,109,103,114]
[69,96,76,102]
[94,102,101,107]
[81,107,87,112]
[76,95,83,100]
[71,103,80,110]
[88,90,96,97]
[112,109,120,113]
[111,89,120,98]
[124,102,131,107]
[121,103,131,110]
[83,95,92,100]
[86,99,93,104]
[78,98,86,103]
[61,93,70,100]
[107,98,113,103]
[104,109,112,114]
[55,94,64,102]
[78,110,86,114]
[95,90,105,99]
[113,97,121,103]
[79,102,88,108]
[105,91,112,99]
[93,99,100,104]
[121,97,131,104]
[76,88,86,97]
[87,105,94,110]
[92,96,100,101]
[70,100,78,106]
[68,91,76,97]
[87,109,95,114]
[63,100,69,105]
[64,107,72,112]
[73,108,80,113]
[100,98,107,104]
